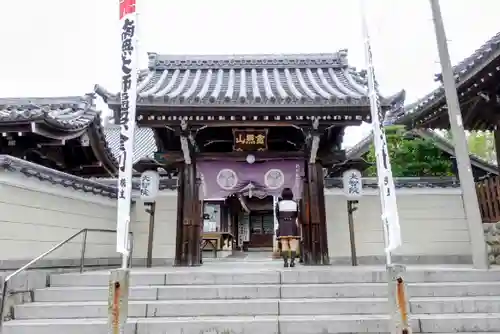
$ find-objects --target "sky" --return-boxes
[0,0,498,148]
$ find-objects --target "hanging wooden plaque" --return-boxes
[233,129,268,151]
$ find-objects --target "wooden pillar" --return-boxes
[181,164,191,265]
[314,162,329,264]
[308,163,321,264]
[175,161,202,266]
[301,162,329,265]
[300,173,312,264]
[185,161,202,266]
[193,171,202,265]
[174,164,185,266]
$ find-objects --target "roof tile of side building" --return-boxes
[95,51,405,108]
[325,176,460,189]
[104,126,157,163]
[0,153,464,193]
[395,31,500,125]
[0,94,98,132]
[0,94,120,175]
[435,32,500,82]
[0,155,117,198]
[92,175,461,190]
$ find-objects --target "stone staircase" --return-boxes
[3,261,500,334]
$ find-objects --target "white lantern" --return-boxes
[140,170,160,203]
[342,169,363,199]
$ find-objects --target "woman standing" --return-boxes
[275,188,300,267]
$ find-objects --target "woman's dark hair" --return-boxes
[281,187,294,200]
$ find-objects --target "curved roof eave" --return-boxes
[0,93,100,139]
[95,51,403,110]
[394,31,500,126]
[87,113,120,177]
[0,154,117,198]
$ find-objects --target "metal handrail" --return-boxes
[0,228,134,328]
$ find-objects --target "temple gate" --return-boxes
[96,52,404,266]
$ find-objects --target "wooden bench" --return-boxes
[201,232,235,258]
[201,237,219,258]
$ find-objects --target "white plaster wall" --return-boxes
[325,188,471,260]
[131,193,178,261]
[129,188,472,262]
[0,172,117,263]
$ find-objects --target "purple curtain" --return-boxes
[198,160,303,200]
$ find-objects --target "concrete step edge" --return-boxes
[22,295,500,308]
[39,284,284,291]
[18,298,389,309]
[412,295,500,301]
[8,313,500,323]
[41,281,500,289]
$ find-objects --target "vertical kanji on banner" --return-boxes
[116,0,138,256]
[359,0,401,260]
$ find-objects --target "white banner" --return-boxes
[116,0,138,255]
[360,0,401,253]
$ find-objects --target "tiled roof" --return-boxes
[0,155,116,198]
[103,126,157,163]
[436,32,500,82]
[92,176,176,191]
[0,94,122,176]
[0,94,98,132]
[396,31,500,125]
[0,152,459,197]
[93,175,460,190]
[96,51,404,108]
[325,176,460,189]
[345,131,374,159]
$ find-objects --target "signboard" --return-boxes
[140,170,160,203]
[342,169,363,199]
[233,129,268,151]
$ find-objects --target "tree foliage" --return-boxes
[365,125,454,177]
[443,130,496,164]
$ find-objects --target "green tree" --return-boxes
[365,125,454,177]
[467,131,496,163]
[442,130,496,164]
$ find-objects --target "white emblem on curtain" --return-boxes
[264,169,284,189]
[216,169,238,190]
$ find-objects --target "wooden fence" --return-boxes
[476,175,500,223]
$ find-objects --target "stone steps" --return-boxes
[4,314,500,334]
[14,296,500,319]
[47,268,500,287]
[3,266,500,333]
[34,281,500,302]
